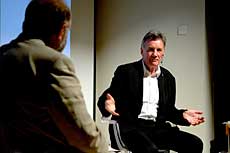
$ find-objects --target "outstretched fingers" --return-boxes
[105,93,120,116]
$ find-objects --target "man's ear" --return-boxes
[58,24,66,41]
[140,47,144,55]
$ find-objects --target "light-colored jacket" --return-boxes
[0,37,108,153]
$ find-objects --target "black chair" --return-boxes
[104,118,170,153]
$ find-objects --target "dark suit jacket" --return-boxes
[98,60,190,132]
[0,34,107,153]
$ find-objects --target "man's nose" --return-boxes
[152,49,158,56]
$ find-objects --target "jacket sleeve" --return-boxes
[163,73,190,126]
[49,55,108,153]
[97,65,125,119]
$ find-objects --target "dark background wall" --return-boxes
[206,0,230,152]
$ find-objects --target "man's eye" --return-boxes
[157,49,162,52]
[147,48,162,52]
[148,48,155,52]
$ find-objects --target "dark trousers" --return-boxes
[120,120,203,153]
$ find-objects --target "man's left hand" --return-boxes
[183,110,205,126]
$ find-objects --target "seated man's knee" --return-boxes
[188,135,203,153]
[195,136,203,151]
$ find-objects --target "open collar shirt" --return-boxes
[138,61,161,121]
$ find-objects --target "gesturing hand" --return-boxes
[183,110,205,126]
[105,93,120,116]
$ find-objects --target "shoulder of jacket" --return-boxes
[117,60,141,69]
[160,66,175,79]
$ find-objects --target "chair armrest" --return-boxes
[101,117,170,153]
[101,117,128,151]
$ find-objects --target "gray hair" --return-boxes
[141,30,166,49]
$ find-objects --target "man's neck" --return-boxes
[142,61,160,77]
[145,64,158,75]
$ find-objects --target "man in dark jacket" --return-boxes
[98,30,204,153]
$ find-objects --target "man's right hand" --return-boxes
[105,93,120,116]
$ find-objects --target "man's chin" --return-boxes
[151,62,160,66]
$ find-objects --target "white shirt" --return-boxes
[138,61,161,121]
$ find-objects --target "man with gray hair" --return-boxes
[98,30,204,153]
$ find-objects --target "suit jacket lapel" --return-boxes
[135,60,144,106]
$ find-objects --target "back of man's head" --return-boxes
[22,0,71,41]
